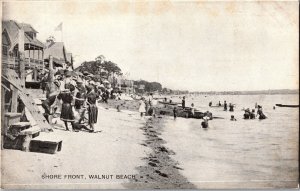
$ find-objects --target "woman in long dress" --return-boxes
[139,98,146,117]
[86,85,98,132]
[57,86,75,131]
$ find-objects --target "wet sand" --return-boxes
[126,117,196,189]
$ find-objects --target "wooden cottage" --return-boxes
[44,40,73,70]
[2,20,45,70]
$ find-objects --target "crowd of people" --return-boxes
[41,70,120,132]
[40,70,268,132]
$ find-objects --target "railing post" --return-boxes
[19,52,26,88]
[49,55,54,83]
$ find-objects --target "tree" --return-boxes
[95,55,106,77]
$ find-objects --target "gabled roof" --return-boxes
[20,23,38,33]
[66,53,73,64]
[2,20,44,49]
[44,41,67,63]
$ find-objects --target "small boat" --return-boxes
[158,101,180,106]
[209,105,223,108]
[275,104,299,108]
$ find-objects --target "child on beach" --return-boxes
[139,97,146,117]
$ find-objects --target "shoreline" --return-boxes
[126,117,196,189]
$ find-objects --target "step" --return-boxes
[20,126,40,137]
[10,122,31,128]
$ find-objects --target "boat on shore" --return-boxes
[275,104,299,108]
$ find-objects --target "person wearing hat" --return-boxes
[74,78,87,124]
[244,108,251,119]
[42,91,59,123]
[257,105,267,120]
[86,85,98,132]
[40,72,48,94]
[57,86,76,131]
[64,71,73,90]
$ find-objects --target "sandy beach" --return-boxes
[1,105,150,189]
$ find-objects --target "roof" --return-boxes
[44,42,67,62]
[2,20,44,49]
[20,23,38,33]
[66,53,73,64]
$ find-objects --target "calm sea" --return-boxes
[159,94,299,188]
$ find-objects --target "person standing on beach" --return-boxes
[139,97,146,117]
[86,85,98,132]
[42,92,58,123]
[145,100,149,115]
[57,86,76,131]
[74,78,87,124]
[182,96,186,109]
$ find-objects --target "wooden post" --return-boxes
[48,56,55,95]
[1,87,6,149]
[18,28,25,87]
[11,86,18,113]
[33,47,35,63]
[49,56,54,83]
[19,52,26,88]
[42,50,44,70]
[33,67,37,81]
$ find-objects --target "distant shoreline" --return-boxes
[182,89,299,96]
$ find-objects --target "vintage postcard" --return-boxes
[1,0,299,189]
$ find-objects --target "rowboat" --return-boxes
[158,101,180,106]
[209,105,223,108]
[275,104,299,108]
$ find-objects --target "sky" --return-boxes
[2,1,299,91]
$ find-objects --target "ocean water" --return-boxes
[160,94,299,188]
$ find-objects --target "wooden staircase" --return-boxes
[2,69,52,132]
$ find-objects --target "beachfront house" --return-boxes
[44,39,73,71]
[2,20,45,78]
[119,79,134,94]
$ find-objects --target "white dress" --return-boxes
[139,100,146,113]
